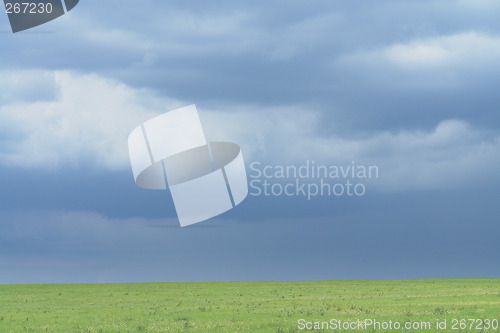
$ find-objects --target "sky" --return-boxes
[0,0,499,284]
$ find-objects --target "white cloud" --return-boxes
[457,0,500,10]
[201,106,500,191]
[0,70,498,191]
[237,117,499,190]
[0,70,322,170]
[384,32,500,69]
[55,3,339,63]
[0,70,183,169]
[362,120,500,190]
[340,32,500,89]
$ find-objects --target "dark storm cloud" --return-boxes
[0,0,499,283]
[1,0,500,132]
[1,186,498,284]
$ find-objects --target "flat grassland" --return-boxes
[0,279,498,332]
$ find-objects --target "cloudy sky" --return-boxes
[0,0,499,284]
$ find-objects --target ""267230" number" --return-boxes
[5,2,53,14]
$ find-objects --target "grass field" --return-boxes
[0,279,498,332]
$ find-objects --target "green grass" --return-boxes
[0,279,498,332]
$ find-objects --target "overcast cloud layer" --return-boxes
[0,0,498,283]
